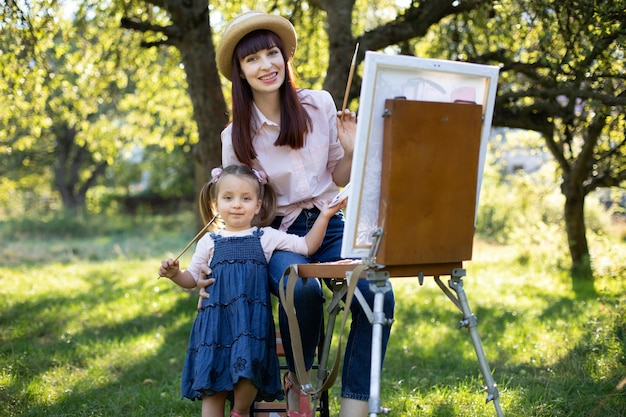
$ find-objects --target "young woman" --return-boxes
[204,11,395,417]
[159,165,345,417]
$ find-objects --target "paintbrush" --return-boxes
[157,215,217,278]
[340,43,359,118]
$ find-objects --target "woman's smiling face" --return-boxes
[239,46,286,94]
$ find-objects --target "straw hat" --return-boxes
[216,11,297,81]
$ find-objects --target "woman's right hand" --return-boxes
[337,109,357,155]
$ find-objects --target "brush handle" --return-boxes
[157,215,217,279]
[341,43,359,115]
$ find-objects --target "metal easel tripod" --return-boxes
[356,230,503,417]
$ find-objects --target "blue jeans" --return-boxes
[269,208,395,401]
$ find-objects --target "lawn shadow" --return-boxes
[0,266,202,416]
[431,403,456,417]
[571,274,598,299]
[378,280,504,414]
[472,279,624,415]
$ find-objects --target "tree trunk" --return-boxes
[163,0,228,228]
[53,124,107,214]
[562,181,592,280]
[183,36,228,228]
[320,0,358,108]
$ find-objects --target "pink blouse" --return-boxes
[222,89,344,230]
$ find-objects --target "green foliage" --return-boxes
[411,0,626,274]
[105,143,195,198]
[477,134,564,245]
[3,0,623,277]
[476,129,626,276]
[1,1,196,213]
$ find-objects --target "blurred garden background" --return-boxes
[1,1,625,416]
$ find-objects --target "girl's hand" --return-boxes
[159,258,179,278]
[321,198,347,218]
[337,109,357,156]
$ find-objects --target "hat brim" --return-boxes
[216,12,297,81]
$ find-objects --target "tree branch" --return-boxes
[357,0,489,53]
[120,16,181,40]
[498,87,626,106]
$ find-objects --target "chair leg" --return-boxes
[249,328,331,417]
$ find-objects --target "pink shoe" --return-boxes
[284,373,313,417]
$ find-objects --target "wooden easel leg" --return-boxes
[438,268,504,417]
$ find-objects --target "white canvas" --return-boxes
[341,51,500,259]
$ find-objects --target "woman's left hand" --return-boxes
[196,266,214,310]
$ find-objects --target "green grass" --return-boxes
[1,213,625,416]
[379,241,626,416]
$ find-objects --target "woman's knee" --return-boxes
[269,251,307,293]
[293,277,324,305]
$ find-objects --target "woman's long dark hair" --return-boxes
[230,30,312,166]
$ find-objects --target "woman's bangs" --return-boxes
[236,30,283,60]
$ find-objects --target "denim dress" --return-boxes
[181,228,283,402]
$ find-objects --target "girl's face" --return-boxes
[215,174,262,232]
[239,46,285,95]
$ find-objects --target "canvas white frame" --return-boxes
[341,51,500,259]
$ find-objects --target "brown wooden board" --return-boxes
[376,99,483,266]
[295,261,462,279]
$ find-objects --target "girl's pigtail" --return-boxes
[198,181,219,230]
[255,182,277,227]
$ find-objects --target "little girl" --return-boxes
[159,164,346,417]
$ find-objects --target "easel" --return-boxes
[283,99,503,416]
